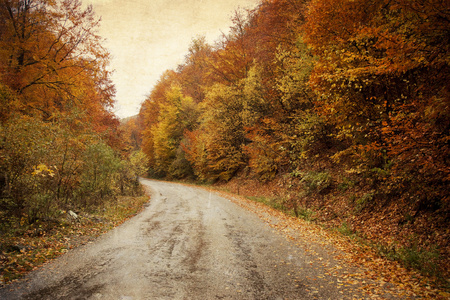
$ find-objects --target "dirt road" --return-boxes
[0,179,370,299]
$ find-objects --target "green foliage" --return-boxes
[377,242,441,278]
[397,245,441,277]
[243,38,332,179]
[76,142,121,206]
[296,171,332,195]
[274,38,331,167]
[274,38,315,112]
[129,150,149,177]
[117,155,146,197]
[0,116,70,219]
[337,177,356,192]
[294,206,316,222]
[246,194,316,222]
[169,145,195,179]
[337,222,355,237]
[247,195,287,213]
[354,192,375,213]
[0,84,17,124]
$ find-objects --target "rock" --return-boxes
[68,210,78,222]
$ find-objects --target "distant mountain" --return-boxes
[120,115,138,124]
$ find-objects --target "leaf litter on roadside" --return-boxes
[208,187,449,299]
[0,195,149,285]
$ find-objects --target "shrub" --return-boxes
[117,150,148,196]
[299,171,332,195]
[76,142,121,206]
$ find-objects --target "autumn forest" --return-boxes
[1,0,449,287]
[137,0,449,282]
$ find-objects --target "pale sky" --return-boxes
[86,0,261,118]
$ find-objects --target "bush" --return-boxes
[299,171,332,195]
[76,142,121,206]
[117,150,148,196]
[0,116,147,226]
[0,116,66,220]
[169,145,194,179]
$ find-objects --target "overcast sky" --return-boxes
[86,0,260,118]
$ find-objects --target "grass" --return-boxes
[337,177,356,192]
[245,195,317,222]
[398,245,441,278]
[333,221,445,283]
[336,221,355,236]
[294,206,316,222]
[376,241,442,279]
[247,195,286,212]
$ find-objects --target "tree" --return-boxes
[77,141,121,206]
[176,36,213,103]
[193,83,248,181]
[120,117,141,154]
[0,83,18,124]
[0,115,88,221]
[139,70,179,168]
[243,36,332,180]
[184,65,266,181]
[304,0,450,208]
[150,85,198,178]
[0,0,141,226]
[0,0,114,122]
[246,0,306,83]
[206,9,255,86]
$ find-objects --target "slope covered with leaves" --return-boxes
[205,183,450,299]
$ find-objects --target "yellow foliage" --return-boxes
[32,164,55,177]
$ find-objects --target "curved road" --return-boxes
[1,179,369,299]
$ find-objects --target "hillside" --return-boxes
[135,0,449,286]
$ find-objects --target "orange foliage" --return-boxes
[176,37,213,103]
[0,0,114,125]
[304,0,449,206]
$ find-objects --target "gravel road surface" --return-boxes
[0,179,370,299]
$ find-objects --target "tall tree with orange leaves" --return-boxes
[0,0,115,123]
[0,0,141,226]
